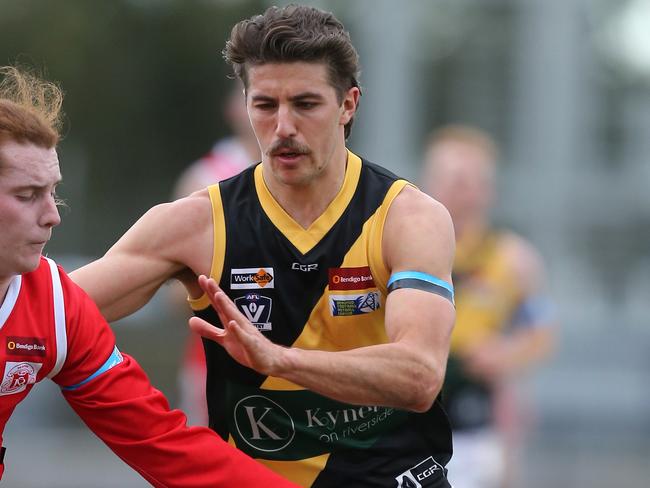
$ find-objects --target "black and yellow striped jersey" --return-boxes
[191,150,452,487]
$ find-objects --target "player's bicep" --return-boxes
[381,187,456,353]
[382,186,455,284]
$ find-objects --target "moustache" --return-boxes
[267,139,310,156]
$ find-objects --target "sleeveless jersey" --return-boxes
[191,150,453,487]
[442,232,523,430]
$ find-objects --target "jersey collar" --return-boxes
[254,149,362,255]
[0,274,22,330]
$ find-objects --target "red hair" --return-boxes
[0,66,63,150]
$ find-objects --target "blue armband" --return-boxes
[61,346,124,391]
[387,271,454,304]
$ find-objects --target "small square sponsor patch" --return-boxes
[234,293,273,331]
[395,456,445,487]
[231,268,275,290]
[329,291,380,316]
[0,361,42,396]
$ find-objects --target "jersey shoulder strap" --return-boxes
[44,258,68,379]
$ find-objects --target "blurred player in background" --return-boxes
[172,81,259,199]
[0,64,296,487]
[171,81,259,425]
[421,125,556,488]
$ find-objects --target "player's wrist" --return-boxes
[269,344,297,378]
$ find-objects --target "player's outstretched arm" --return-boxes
[190,186,456,412]
[57,268,297,488]
[70,192,212,322]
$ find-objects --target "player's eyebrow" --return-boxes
[250,91,325,102]
[288,92,325,101]
[10,178,62,192]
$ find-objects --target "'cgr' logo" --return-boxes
[234,395,295,453]
[395,456,444,487]
[291,263,318,272]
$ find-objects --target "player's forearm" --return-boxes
[274,342,445,412]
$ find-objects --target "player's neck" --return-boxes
[265,147,347,229]
[276,173,345,229]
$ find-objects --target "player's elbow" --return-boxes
[405,363,444,413]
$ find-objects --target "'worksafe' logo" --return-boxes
[233,395,295,452]
[231,268,275,290]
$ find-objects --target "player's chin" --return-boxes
[20,251,43,273]
[276,168,315,187]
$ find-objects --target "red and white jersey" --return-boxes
[0,257,115,439]
[0,257,297,487]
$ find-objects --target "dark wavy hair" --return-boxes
[223,4,361,138]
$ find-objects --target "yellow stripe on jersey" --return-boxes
[188,183,227,311]
[368,179,411,295]
[254,151,362,255]
[259,454,331,487]
[228,432,330,487]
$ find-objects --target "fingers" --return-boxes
[198,274,219,296]
[216,292,249,324]
[188,316,225,343]
[198,275,232,326]
[196,275,262,335]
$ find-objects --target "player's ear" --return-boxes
[339,87,360,126]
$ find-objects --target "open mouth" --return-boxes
[273,150,306,162]
[268,139,310,161]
